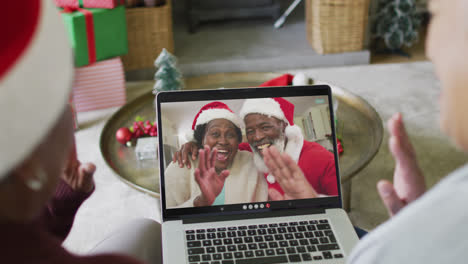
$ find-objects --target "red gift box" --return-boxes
[72,58,126,112]
[55,0,123,9]
[61,6,128,67]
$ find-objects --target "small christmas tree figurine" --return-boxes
[372,0,422,54]
[152,48,184,94]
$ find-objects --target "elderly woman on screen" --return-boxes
[165,102,267,208]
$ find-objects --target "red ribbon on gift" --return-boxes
[63,7,96,65]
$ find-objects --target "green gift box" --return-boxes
[61,6,128,67]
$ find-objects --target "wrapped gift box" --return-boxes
[61,6,128,67]
[55,0,123,9]
[72,58,126,112]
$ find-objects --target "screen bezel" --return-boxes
[156,85,342,221]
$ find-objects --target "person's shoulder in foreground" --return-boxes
[349,164,468,263]
[350,0,468,261]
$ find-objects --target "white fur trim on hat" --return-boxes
[239,98,288,124]
[292,73,309,86]
[195,108,242,130]
[284,124,304,162]
[0,1,73,179]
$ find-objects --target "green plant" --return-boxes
[373,0,422,50]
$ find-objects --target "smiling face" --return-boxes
[244,113,287,157]
[426,0,468,150]
[202,119,240,172]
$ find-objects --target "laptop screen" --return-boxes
[156,86,342,220]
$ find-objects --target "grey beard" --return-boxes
[251,138,285,173]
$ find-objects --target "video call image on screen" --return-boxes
[160,96,339,210]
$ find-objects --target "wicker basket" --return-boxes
[306,0,370,54]
[121,0,174,71]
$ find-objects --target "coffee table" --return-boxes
[100,72,383,211]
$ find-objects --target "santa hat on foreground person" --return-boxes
[0,0,73,179]
[190,101,242,140]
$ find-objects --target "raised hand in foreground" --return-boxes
[62,142,95,193]
[193,145,230,207]
[262,146,318,201]
[377,113,426,216]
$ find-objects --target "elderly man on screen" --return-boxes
[238,97,338,200]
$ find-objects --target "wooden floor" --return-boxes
[370,26,428,64]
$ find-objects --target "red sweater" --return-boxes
[0,180,144,264]
[296,140,338,196]
[239,140,338,196]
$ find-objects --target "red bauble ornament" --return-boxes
[116,127,132,145]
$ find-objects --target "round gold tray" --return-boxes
[100,72,383,198]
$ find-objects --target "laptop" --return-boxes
[156,85,359,264]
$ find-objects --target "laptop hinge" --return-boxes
[182,208,326,224]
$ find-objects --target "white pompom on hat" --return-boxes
[0,0,74,179]
[239,97,304,162]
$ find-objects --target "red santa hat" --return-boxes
[0,0,73,179]
[191,101,242,135]
[239,97,304,163]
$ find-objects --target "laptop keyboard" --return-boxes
[186,219,344,263]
